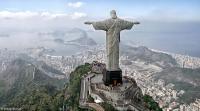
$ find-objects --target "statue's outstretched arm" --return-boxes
[84,21,93,25]
[85,20,108,31]
[133,21,140,25]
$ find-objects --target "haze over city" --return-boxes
[0,0,200,57]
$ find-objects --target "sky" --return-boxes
[0,0,200,57]
[0,0,200,21]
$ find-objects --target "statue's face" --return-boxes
[110,10,117,19]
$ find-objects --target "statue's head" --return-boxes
[110,10,117,19]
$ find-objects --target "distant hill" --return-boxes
[66,28,97,46]
[54,38,64,44]
[121,45,178,68]
[121,45,200,104]
[52,28,97,46]
[0,58,67,107]
[154,67,200,103]
[66,36,97,46]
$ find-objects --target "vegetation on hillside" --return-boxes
[65,63,92,111]
[0,62,93,111]
[6,84,65,111]
[0,59,67,110]
[143,95,163,111]
[0,61,163,111]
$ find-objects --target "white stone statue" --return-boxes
[85,10,139,71]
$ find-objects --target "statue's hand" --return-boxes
[133,22,140,25]
[84,21,93,25]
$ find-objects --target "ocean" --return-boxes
[88,21,200,58]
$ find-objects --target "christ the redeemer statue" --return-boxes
[85,10,139,86]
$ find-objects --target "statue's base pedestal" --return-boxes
[102,69,122,86]
[89,74,146,111]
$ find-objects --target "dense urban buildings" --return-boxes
[1,45,200,110]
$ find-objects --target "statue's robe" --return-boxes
[92,18,133,71]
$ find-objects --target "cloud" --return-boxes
[67,2,84,8]
[70,12,87,19]
[0,11,88,50]
[0,11,38,19]
[0,11,86,20]
[0,10,89,36]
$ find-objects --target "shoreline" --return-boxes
[150,48,200,69]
